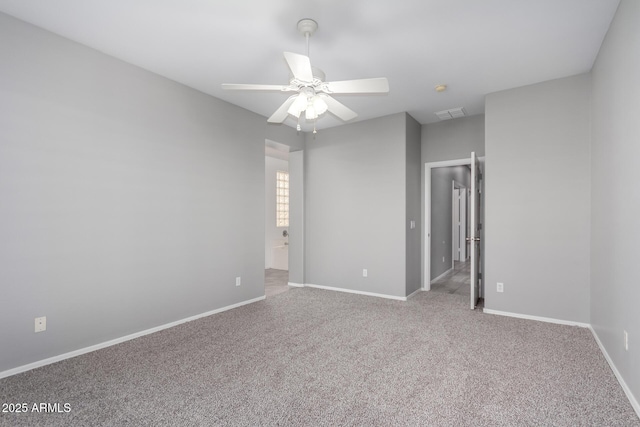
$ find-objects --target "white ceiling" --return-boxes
[0,0,620,131]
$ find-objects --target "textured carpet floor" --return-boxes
[1,288,638,426]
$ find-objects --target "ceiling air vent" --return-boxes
[434,107,466,120]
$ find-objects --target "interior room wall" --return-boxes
[265,156,289,269]
[0,13,265,373]
[304,113,408,298]
[265,124,305,152]
[484,74,591,323]
[590,0,640,407]
[405,115,422,295]
[430,166,471,280]
[422,115,485,164]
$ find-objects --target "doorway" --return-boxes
[430,261,471,296]
[427,164,471,284]
[265,144,290,297]
[424,155,484,307]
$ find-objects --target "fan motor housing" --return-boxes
[289,67,325,87]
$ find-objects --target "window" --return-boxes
[276,171,289,227]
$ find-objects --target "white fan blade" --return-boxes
[323,77,389,94]
[283,52,314,82]
[321,95,358,121]
[222,83,290,91]
[268,95,298,123]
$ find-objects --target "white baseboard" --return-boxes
[0,295,266,380]
[287,282,304,287]
[304,283,407,301]
[482,308,590,328]
[589,326,640,419]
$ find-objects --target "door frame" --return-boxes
[423,157,484,291]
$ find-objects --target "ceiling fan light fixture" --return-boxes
[290,94,328,121]
[312,96,328,115]
[305,106,317,120]
[288,93,307,117]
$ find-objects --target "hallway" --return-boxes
[430,261,470,296]
[265,269,289,297]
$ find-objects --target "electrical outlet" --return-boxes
[235,277,241,287]
[624,330,628,351]
[362,269,368,278]
[410,220,415,229]
[35,316,46,333]
[497,282,504,293]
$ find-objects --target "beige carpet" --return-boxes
[0,288,637,426]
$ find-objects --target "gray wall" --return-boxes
[405,115,422,295]
[430,166,471,280]
[484,74,591,323]
[288,151,304,285]
[590,0,640,405]
[422,115,485,163]
[265,124,305,152]
[304,113,407,298]
[264,156,288,268]
[0,14,265,372]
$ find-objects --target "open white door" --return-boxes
[469,152,481,309]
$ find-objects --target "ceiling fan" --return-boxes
[221,19,389,132]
